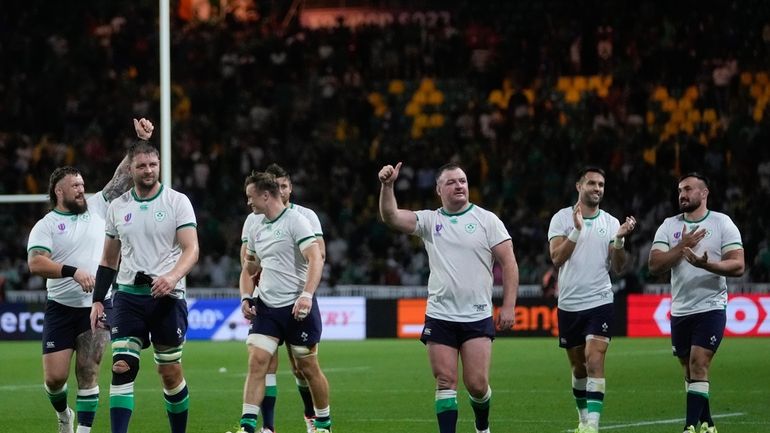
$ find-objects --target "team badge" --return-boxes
[704,229,713,239]
[597,227,607,237]
[274,229,284,239]
[154,211,167,222]
[80,212,91,222]
[465,223,477,233]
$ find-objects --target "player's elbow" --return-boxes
[730,261,746,277]
[549,252,564,269]
[27,257,44,275]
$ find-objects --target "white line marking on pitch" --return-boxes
[563,412,745,432]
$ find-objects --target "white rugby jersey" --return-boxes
[240,202,323,245]
[651,210,742,316]
[548,207,620,312]
[105,185,197,299]
[413,204,511,322]
[246,208,317,308]
[27,193,109,308]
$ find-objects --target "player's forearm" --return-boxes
[648,247,683,275]
[702,258,745,277]
[500,262,519,309]
[28,255,73,278]
[378,184,399,224]
[303,255,323,295]
[167,244,199,282]
[610,248,628,274]
[550,240,576,268]
[239,267,255,298]
[102,155,132,201]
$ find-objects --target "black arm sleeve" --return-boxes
[93,265,117,302]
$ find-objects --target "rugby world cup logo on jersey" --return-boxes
[124,213,132,223]
[57,223,66,232]
[435,223,443,236]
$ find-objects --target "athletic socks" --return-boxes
[313,405,332,430]
[45,383,69,414]
[76,386,99,432]
[261,374,277,431]
[469,386,492,431]
[296,377,316,419]
[240,403,260,433]
[572,375,588,424]
[586,377,606,429]
[435,389,458,433]
[686,380,710,429]
[164,379,190,433]
[110,382,135,433]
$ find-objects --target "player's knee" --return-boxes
[434,374,457,390]
[111,356,139,385]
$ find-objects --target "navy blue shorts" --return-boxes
[557,303,614,349]
[41,299,112,354]
[111,291,188,348]
[671,309,726,358]
[419,315,495,348]
[250,297,322,347]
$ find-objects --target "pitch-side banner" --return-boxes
[187,297,366,341]
[627,294,770,337]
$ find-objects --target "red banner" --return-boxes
[628,294,770,337]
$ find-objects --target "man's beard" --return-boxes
[63,197,88,214]
[679,199,700,213]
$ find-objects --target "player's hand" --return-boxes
[495,304,515,331]
[133,118,154,140]
[572,199,584,231]
[683,247,709,268]
[679,224,707,249]
[73,269,96,293]
[378,162,402,186]
[90,302,106,333]
[616,216,637,238]
[241,298,257,320]
[151,274,176,298]
[292,296,312,321]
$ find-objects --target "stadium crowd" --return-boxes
[2,0,770,295]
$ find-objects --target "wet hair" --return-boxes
[48,166,81,207]
[577,166,606,182]
[265,163,290,181]
[127,141,159,162]
[245,171,280,197]
[435,162,464,183]
[679,172,710,189]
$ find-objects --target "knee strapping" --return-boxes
[154,345,184,365]
[111,355,139,385]
[289,344,315,359]
[246,334,278,355]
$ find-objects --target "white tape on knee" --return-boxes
[289,344,315,359]
[247,334,278,355]
[586,334,610,343]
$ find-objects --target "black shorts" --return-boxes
[250,297,323,347]
[41,299,112,354]
[419,315,495,348]
[111,291,188,348]
[557,303,614,349]
[671,309,726,358]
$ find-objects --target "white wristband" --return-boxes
[612,236,625,249]
[567,228,581,243]
[299,291,313,300]
[241,293,252,301]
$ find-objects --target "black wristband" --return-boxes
[93,265,117,302]
[61,265,77,278]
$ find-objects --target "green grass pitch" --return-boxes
[1,338,767,432]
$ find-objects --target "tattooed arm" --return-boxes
[101,118,155,201]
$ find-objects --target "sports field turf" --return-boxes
[1,337,767,432]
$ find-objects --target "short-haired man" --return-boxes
[27,118,152,433]
[378,161,519,433]
[239,163,325,433]
[90,140,199,433]
[548,167,636,433]
[649,173,744,433]
[235,172,331,433]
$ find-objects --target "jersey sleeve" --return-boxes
[486,212,511,248]
[241,214,253,244]
[305,209,324,237]
[413,209,432,239]
[651,220,671,252]
[105,201,119,239]
[292,214,317,252]
[547,209,569,241]
[175,194,197,230]
[609,215,621,244]
[87,191,109,218]
[27,219,53,253]
[720,216,743,253]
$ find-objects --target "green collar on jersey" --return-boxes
[439,203,475,217]
[683,210,710,223]
[583,209,601,220]
[131,184,164,202]
[264,207,288,224]
[52,208,77,216]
